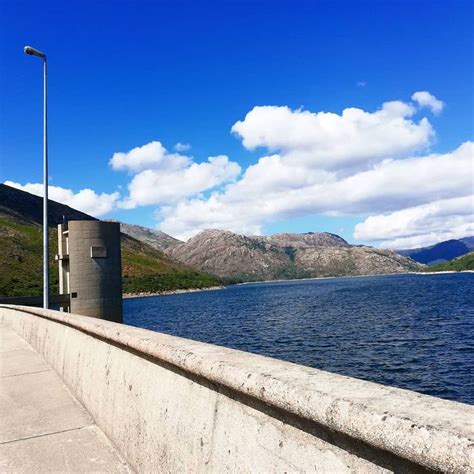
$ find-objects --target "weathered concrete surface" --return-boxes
[1,425,130,473]
[68,220,123,323]
[1,305,473,473]
[0,325,130,472]
[0,347,49,378]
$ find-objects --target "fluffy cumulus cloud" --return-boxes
[111,142,241,209]
[119,155,241,209]
[411,91,445,115]
[231,99,433,173]
[109,141,191,172]
[354,195,474,249]
[158,142,473,240]
[153,93,472,242]
[11,91,463,243]
[4,181,119,217]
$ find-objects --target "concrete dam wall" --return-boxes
[1,305,472,472]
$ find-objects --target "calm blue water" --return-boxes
[124,273,474,404]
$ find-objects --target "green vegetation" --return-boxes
[283,246,297,262]
[424,252,474,273]
[123,271,220,294]
[0,215,221,298]
[120,234,221,293]
[0,217,59,297]
[221,264,310,285]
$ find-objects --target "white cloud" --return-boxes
[231,100,433,173]
[412,91,445,115]
[354,195,474,249]
[109,141,191,172]
[111,141,241,209]
[157,194,265,241]
[158,142,472,239]
[174,142,191,152]
[100,92,469,246]
[7,91,459,245]
[155,91,471,240]
[119,155,241,209]
[4,181,119,217]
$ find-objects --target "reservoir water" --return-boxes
[124,273,474,404]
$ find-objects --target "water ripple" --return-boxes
[124,273,474,404]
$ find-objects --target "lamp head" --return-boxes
[24,46,46,59]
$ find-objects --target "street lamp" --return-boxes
[24,45,49,309]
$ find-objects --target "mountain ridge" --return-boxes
[424,251,474,272]
[398,237,474,265]
[166,228,421,282]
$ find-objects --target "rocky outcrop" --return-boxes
[294,245,421,276]
[167,229,290,281]
[265,232,350,248]
[166,229,421,282]
[118,222,182,251]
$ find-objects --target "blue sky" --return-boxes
[1,0,473,246]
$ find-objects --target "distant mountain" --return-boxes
[398,237,474,265]
[166,229,421,282]
[424,252,474,272]
[116,222,182,251]
[0,184,220,297]
[460,237,474,250]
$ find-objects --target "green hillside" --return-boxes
[0,214,221,297]
[0,184,221,298]
[424,252,474,273]
[0,216,59,297]
[120,234,221,294]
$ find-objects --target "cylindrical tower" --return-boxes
[68,221,122,323]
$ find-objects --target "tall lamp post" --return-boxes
[24,45,49,309]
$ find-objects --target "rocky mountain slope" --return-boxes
[116,221,182,251]
[264,232,350,248]
[0,184,220,297]
[398,237,474,265]
[166,229,421,282]
[167,230,292,281]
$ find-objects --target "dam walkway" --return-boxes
[0,325,130,472]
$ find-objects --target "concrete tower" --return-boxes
[65,220,123,323]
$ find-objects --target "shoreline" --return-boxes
[123,270,473,299]
[410,270,474,275]
[123,285,225,299]
[235,269,474,286]
[235,272,408,286]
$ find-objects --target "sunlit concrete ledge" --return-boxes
[1,304,473,472]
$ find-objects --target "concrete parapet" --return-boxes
[1,305,473,472]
